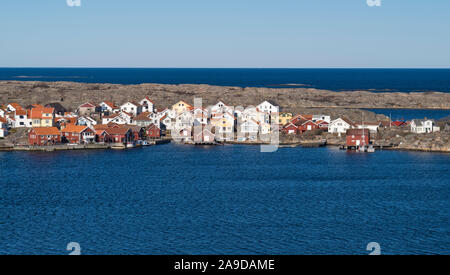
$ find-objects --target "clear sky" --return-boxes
[1,0,449,68]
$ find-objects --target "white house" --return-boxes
[160,115,175,131]
[257,101,279,114]
[120,101,142,117]
[328,117,355,134]
[355,122,381,133]
[210,101,233,115]
[242,106,269,125]
[411,119,440,134]
[0,117,8,137]
[102,112,129,125]
[99,101,119,113]
[77,116,97,128]
[147,112,161,127]
[240,119,259,135]
[175,111,194,131]
[13,109,32,128]
[0,108,6,118]
[192,107,209,125]
[139,97,154,113]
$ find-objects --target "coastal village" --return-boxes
[0,96,448,152]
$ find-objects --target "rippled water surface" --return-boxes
[0,144,449,255]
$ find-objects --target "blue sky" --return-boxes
[1,0,449,68]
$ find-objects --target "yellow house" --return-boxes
[278,112,293,126]
[172,100,193,114]
[211,112,235,140]
[31,107,54,127]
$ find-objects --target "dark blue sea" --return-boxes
[1,68,450,93]
[0,144,449,255]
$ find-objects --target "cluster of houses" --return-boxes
[0,98,445,147]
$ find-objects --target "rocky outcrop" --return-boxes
[1,81,448,114]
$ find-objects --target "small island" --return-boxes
[0,81,449,153]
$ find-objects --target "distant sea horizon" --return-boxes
[1,68,450,93]
[1,68,449,119]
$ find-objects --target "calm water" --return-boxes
[367,109,450,121]
[1,68,450,93]
[0,144,449,255]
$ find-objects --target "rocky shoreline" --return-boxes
[1,80,449,153]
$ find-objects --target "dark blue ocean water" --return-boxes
[0,144,449,255]
[367,109,450,121]
[1,68,450,93]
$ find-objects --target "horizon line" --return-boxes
[1,67,450,70]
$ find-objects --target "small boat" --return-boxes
[367,145,375,153]
[111,144,126,150]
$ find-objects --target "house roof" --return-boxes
[339,117,357,127]
[61,124,90,133]
[134,112,152,121]
[30,107,55,119]
[94,124,110,130]
[8,103,24,111]
[105,127,131,135]
[101,101,118,109]
[391,121,407,127]
[31,127,60,136]
[0,117,7,123]
[291,114,313,122]
[78,102,98,108]
[412,119,435,125]
[147,123,160,130]
[103,113,120,119]
[122,124,144,132]
[15,109,28,116]
[173,100,193,108]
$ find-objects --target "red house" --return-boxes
[61,124,96,144]
[105,127,134,144]
[316,120,329,130]
[298,120,319,133]
[95,129,109,143]
[28,127,61,146]
[146,124,161,139]
[282,123,298,134]
[346,129,370,147]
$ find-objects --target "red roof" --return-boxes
[79,102,97,108]
[105,127,131,135]
[61,124,90,133]
[31,127,60,136]
[8,103,24,111]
